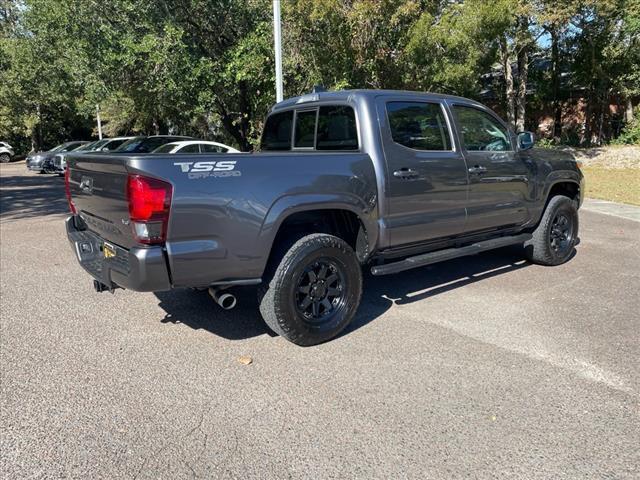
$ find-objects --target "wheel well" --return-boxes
[546,181,580,206]
[271,209,369,263]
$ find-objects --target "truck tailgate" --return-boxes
[67,153,137,249]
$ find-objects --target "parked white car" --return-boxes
[152,140,240,154]
[0,142,15,163]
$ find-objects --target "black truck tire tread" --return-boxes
[525,195,578,266]
[258,233,362,346]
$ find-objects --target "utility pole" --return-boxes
[96,104,103,140]
[273,0,283,103]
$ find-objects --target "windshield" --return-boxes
[85,139,109,151]
[68,143,88,151]
[117,137,187,153]
[102,138,129,151]
[115,137,145,152]
[75,140,101,152]
[50,143,69,152]
[153,143,177,153]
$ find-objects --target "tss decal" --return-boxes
[173,161,241,179]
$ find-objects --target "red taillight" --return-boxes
[126,174,172,245]
[64,167,76,214]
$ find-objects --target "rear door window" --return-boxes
[387,102,452,151]
[261,111,293,151]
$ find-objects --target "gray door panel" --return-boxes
[450,104,532,231]
[376,98,469,247]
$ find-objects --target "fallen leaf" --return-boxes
[238,355,253,365]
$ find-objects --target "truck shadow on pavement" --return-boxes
[154,245,533,342]
[342,246,532,338]
[155,287,273,340]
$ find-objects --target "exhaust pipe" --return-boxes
[208,287,237,310]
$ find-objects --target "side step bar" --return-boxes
[371,233,532,276]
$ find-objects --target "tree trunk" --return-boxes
[625,97,634,123]
[500,36,515,130]
[215,100,252,152]
[551,26,562,140]
[516,43,529,132]
[583,90,592,146]
[597,94,607,145]
[214,82,253,152]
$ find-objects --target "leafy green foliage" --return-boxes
[0,0,638,153]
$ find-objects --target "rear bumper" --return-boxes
[66,216,172,292]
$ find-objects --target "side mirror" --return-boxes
[517,131,535,150]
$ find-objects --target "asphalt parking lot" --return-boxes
[1,161,639,479]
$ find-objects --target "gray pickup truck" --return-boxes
[65,89,583,346]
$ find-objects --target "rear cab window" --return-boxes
[261,111,294,150]
[260,105,358,151]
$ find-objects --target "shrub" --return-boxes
[613,118,640,145]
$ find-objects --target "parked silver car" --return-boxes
[27,141,90,173]
[47,137,134,174]
[0,142,14,163]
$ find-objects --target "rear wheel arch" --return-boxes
[266,208,370,269]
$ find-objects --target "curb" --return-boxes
[582,198,640,222]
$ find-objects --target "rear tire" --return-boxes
[258,234,362,346]
[525,195,578,266]
[0,153,10,163]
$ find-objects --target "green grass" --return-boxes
[582,166,640,206]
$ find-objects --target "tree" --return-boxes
[0,0,97,152]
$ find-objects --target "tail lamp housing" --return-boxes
[126,174,172,245]
[64,167,76,214]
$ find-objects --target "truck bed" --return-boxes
[66,151,377,289]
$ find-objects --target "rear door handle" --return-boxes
[393,168,419,179]
[468,165,487,174]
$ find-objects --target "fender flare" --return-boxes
[530,171,583,227]
[257,192,378,260]
[541,170,583,204]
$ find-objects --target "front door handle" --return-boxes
[393,168,419,179]
[468,165,487,174]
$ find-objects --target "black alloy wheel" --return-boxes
[295,258,347,324]
[549,212,574,256]
[258,233,363,346]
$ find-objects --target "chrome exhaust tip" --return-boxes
[208,287,237,310]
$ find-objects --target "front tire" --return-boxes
[0,153,10,163]
[258,234,363,346]
[525,195,578,266]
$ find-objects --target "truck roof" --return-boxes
[271,89,481,112]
